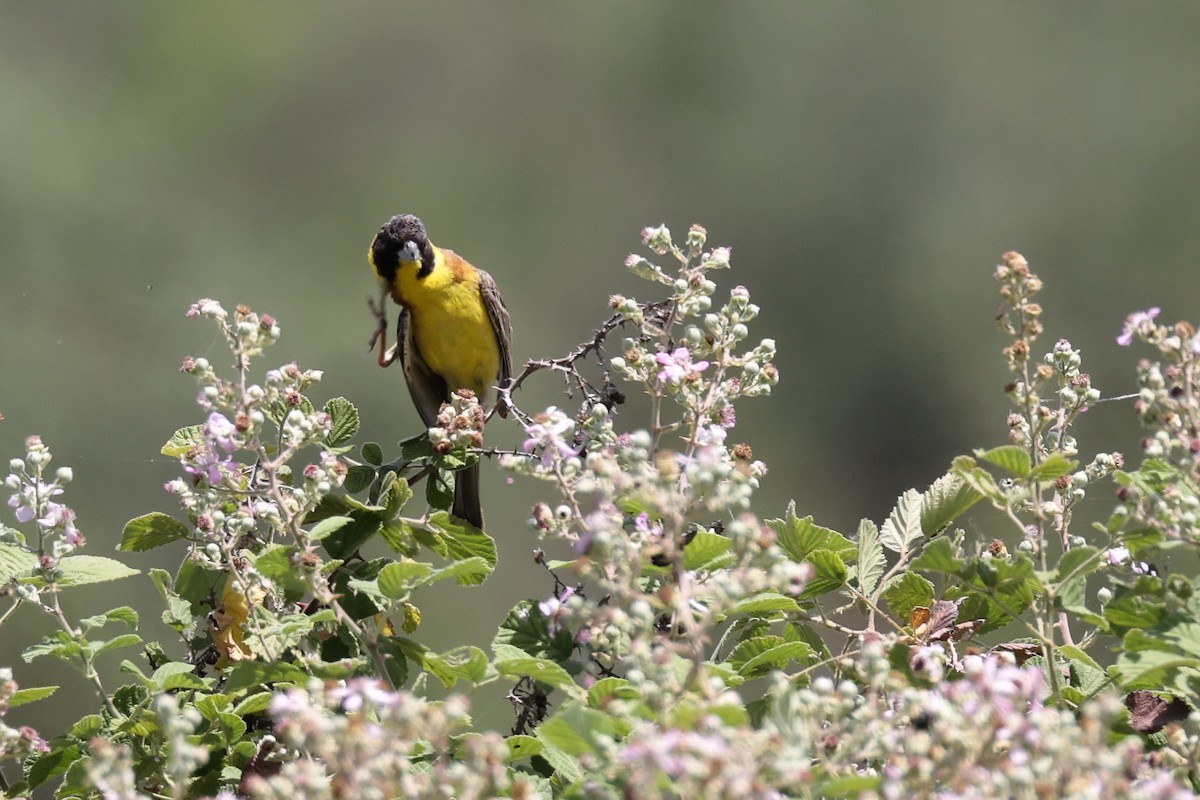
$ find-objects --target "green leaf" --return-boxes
[0,542,37,582]
[378,560,435,598]
[728,637,812,678]
[345,465,377,494]
[223,660,308,693]
[496,653,583,697]
[422,645,493,688]
[428,556,492,587]
[768,502,854,563]
[801,550,848,598]
[727,591,800,617]
[233,691,275,716]
[854,518,885,595]
[505,734,543,762]
[161,424,205,458]
[919,471,982,535]
[92,633,143,657]
[324,396,360,447]
[412,512,498,583]
[682,530,734,571]
[308,515,355,542]
[320,509,383,560]
[975,445,1032,478]
[537,703,619,756]
[53,555,140,586]
[253,545,311,601]
[6,685,58,708]
[493,601,577,664]
[26,744,81,789]
[910,537,965,574]
[119,512,189,552]
[1030,452,1078,481]
[586,677,640,708]
[361,441,384,466]
[814,774,883,797]
[882,572,935,622]
[1054,546,1100,615]
[880,489,922,555]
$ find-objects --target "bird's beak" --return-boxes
[401,241,421,263]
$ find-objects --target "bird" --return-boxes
[368,214,512,530]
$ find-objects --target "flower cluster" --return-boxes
[428,388,487,455]
[242,679,522,800]
[3,436,82,579]
[501,225,796,722]
[0,668,49,764]
[168,300,343,569]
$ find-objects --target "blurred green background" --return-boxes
[3,2,1200,742]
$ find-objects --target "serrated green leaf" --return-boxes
[975,445,1032,478]
[910,536,965,575]
[493,600,577,664]
[413,512,497,581]
[428,556,491,587]
[730,638,812,678]
[92,633,143,657]
[682,530,734,571]
[161,425,205,458]
[53,555,140,586]
[727,591,800,617]
[119,512,189,552]
[102,606,140,628]
[854,518,885,595]
[0,542,38,582]
[377,560,435,598]
[586,677,640,708]
[308,515,355,542]
[1055,546,1100,616]
[919,471,983,535]
[233,691,274,716]
[801,550,848,597]
[1030,452,1078,481]
[319,509,383,560]
[149,661,201,689]
[26,744,81,789]
[497,656,583,696]
[223,661,308,693]
[880,489,922,555]
[6,685,58,708]
[253,545,309,600]
[768,502,854,563]
[505,734,543,762]
[423,645,493,689]
[324,397,360,447]
[882,572,935,622]
[537,704,618,756]
[160,671,211,691]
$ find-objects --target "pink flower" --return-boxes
[655,347,709,386]
[1116,307,1161,346]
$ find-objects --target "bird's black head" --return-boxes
[369,214,436,282]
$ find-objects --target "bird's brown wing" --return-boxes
[477,268,513,414]
[396,307,447,428]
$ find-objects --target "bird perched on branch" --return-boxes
[368,214,512,529]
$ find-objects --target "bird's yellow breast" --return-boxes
[394,248,502,400]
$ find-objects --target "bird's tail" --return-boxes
[452,462,484,530]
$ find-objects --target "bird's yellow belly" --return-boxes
[412,290,501,401]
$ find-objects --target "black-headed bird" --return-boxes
[368,214,512,529]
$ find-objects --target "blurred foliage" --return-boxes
[3,1,1200,743]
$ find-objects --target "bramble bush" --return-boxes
[2,228,1200,799]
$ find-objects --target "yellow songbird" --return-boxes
[368,214,512,529]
